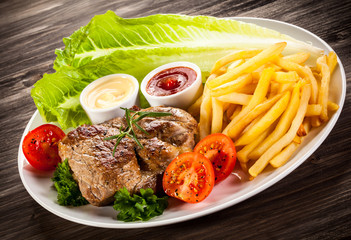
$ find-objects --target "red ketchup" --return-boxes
[146,67,197,96]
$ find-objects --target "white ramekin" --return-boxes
[141,62,203,109]
[80,73,139,124]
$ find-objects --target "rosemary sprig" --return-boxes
[104,107,172,156]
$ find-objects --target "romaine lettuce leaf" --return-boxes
[31,11,323,129]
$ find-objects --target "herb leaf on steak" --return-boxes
[105,107,172,156]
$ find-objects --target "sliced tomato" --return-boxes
[22,124,66,171]
[194,133,237,183]
[162,152,215,203]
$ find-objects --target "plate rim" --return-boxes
[18,17,347,229]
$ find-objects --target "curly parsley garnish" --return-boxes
[52,159,89,206]
[113,187,168,222]
[104,107,172,156]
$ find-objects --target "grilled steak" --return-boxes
[58,106,198,206]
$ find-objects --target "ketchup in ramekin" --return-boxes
[146,67,197,96]
[141,62,202,109]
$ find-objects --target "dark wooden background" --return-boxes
[1,0,350,239]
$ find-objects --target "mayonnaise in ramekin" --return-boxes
[80,74,139,124]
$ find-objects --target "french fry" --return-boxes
[293,135,301,144]
[278,82,294,93]
[317,55,331,122]
[212,66,228,76]
[327,51,337,74]
[241,112,265,135]
[237,124,275,163]
[296,123,307,137]
[239,162,249,174]
[283,52,310,64]
[211,98,224,134]
[311,117,321,127]
[211,74,252,97]
[248,84,311,177]
[254,62,282,74]
[249,81,301,160]
[235,91,291,146]
[252,65,266,77]
[310,64,322,126]
[305,104,322,116]
[199,85,212,139]
[303,66,318,103]
[230,105,242,120]
[269,141,299,168]
[227,92,284,139]
[237,83,258,94]
[273,71,299,83]
[217,92,252,105]
[187,95,203,117]
[252,72,261,83]
[303,117,311,132]
[274,57,318,104]
[223,67,274,135]
[207,73,218,81]
[327,101,339,111]
[268,82,280,99]
[270,119,311,168]
[228,59,245,70]
[310,66,318,73]
[210,50,262,74]
[207,42,287,89]
[265,63,282,71]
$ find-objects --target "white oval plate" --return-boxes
[18,17,346,228]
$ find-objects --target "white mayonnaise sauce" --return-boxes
[84,76,135,109]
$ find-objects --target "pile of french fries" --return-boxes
[188,42,339,178]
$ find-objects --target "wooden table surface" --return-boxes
[1,0,350,239]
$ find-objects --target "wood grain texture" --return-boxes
[1,0,350,239]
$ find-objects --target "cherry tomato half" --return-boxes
[22,124,66,171]
[162,152,215,203]
[194,133,236,184]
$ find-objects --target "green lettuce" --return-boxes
[31,11,323,129]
